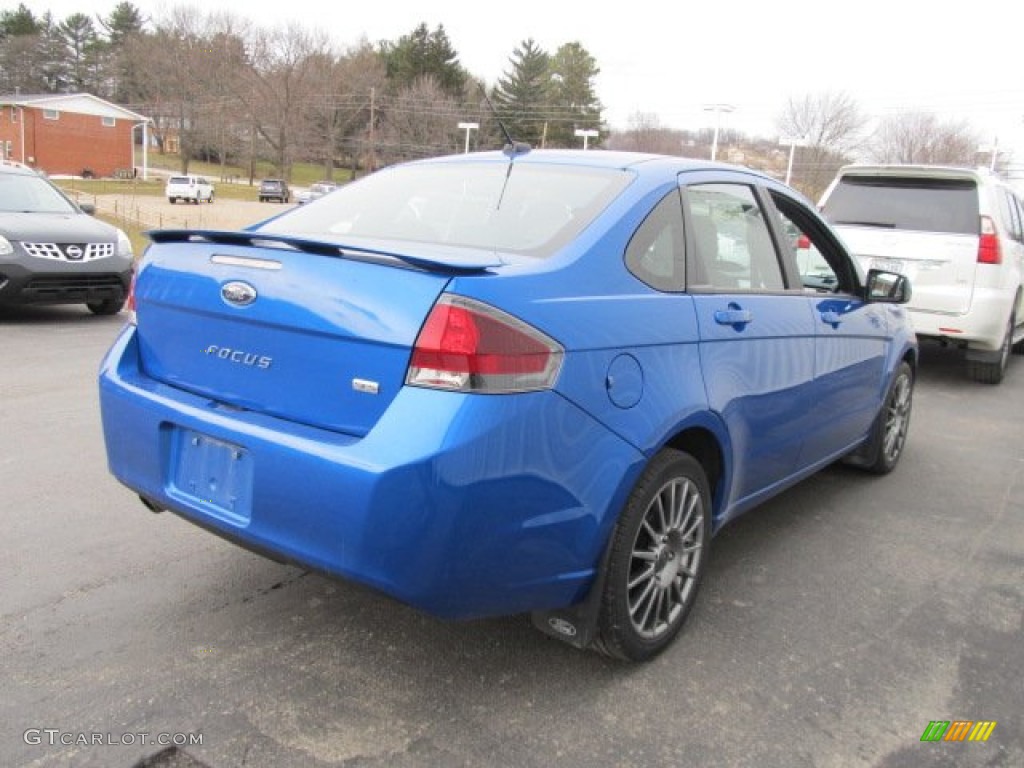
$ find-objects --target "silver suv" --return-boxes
[0,161,133,314]
[820,165,1024,383]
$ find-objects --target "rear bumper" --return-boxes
[99,326,643,620]
[908,286,1015,351]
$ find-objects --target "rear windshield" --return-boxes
[168,177,192,184]
[822,176,979,235]
[257,161,632,257]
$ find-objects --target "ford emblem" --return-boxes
[221,281,257,307]
[547,617,577,637]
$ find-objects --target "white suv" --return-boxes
[820,165,1024,383]
[165,174,214,205]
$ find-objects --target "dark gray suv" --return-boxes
[0,162,133,315]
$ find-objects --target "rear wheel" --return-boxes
[595,449,710,661]
[967,313,1013,384]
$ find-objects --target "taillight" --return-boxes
[978,215,1001,264]
[796,234,811,250]
[407,295,563,393]
[127,270,137,325]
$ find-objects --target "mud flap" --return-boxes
[530,537,613,650]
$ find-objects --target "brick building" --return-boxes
[0,93,149,178]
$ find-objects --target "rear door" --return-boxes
[821,173,979,314]
[682,175,816,505]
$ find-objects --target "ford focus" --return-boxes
[99,150,916,661]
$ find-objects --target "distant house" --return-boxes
[0,93,150,178]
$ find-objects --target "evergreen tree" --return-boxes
[547,42,602,147]
[59,13,102,92]
[492,38,551,146]
[380,23,465,99]
[0,3,39,37]
[100,2,146,47]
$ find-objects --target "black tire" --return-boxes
[86,298,124,316]
[168,197,175,204]
[595,449,711,662]
[856,361,913,474]
[966,313,1013,384]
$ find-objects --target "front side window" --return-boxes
[685,183,784,292]
[771,190,858,295]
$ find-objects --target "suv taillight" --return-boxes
[978,215,1001,264]
[406,295,563,393]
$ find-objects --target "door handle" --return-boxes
[714,306,752,327]
[820,310,841,328]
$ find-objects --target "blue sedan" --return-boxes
[99,150,916,661]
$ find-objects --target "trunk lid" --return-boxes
[133,233,476,436]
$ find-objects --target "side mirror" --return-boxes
[865,269,911,304]
[79,203,96,216]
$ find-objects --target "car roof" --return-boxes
[834,164,996,183]
[410,148,773,181]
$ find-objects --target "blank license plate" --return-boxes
[171,429,253,524]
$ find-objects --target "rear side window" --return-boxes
[822,176,978,235]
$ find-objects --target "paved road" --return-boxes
[1,306,1021,768]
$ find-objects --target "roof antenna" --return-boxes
[479,83,531,157]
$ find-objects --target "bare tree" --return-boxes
[378,75,461,164]
[300,39,386,180]
[607,112,682,155]
[871,112,978,166]
[243,23,330,178]
[777,91,866,199]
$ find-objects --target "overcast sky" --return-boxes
[30,0,1024,159]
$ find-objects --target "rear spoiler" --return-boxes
[146,229,503,273]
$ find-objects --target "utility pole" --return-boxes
[367,87,377,172]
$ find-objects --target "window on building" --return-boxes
[43,109,59,120]
[102,116,116,127]
[10,107,18,123]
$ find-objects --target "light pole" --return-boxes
[574,128,599,150]
[458,122,479,154]
[703,103,735,161]
[779,135,809,186]
[979,136,999,171]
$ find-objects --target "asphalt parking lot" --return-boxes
[1,306,1021,768]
